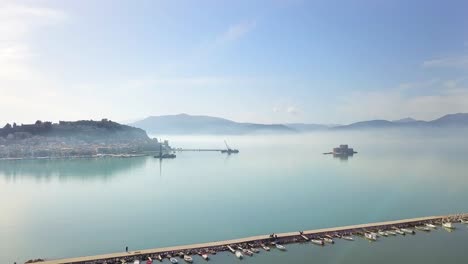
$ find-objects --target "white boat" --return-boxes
[378,231,388,237]
[276,244,286,251]
[443,222,455,229]
[183,255,193,263]
[311,239,324,245]
[364,233,377,241]
[370,232,379,237]
[460,219,468,224]
[201,254,209,260]
[235,250,243,259]
[342,236,354,241]
[394,229,405,235]
[261,244,270,251]
[242,249,253,256]
[250,247,260,253]
[134,260,140,264]
[401,228,415,234]
[386,231,397,236]
[169,258,178,264]
[227,246,235,253]
[323,237,334,244]
[425,223,437,229]
[415,226,431,232]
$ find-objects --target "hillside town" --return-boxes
[0,120,170,159]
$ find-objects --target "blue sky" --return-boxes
[1,0,468,125]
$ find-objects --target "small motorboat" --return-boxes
[378,231,388,237]
[146,260,152,264]
[460,219,468,224]
[341,236,354,241]
[260,244,270,251]
[276,244,286,251]
[134,260,140,264]
[401,228,415,234]
[250,247,260,253]
[311,239,324,245]
[443,222,455,229]
[242,249,253,256]
[425,223,437,229]
[386,231,397,236]
[227,246,235,253]
[235,250,243,259]
[201,254,209,260]
[183,255,193,263]
[415,226,431,232]
[169,258,178,264]
[365,232,377,241]
[323,237,334,244]
[394,229,405,235]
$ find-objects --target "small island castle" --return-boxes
[323,144,358,157]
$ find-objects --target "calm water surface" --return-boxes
[1,131,468,263]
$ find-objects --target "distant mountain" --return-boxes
[334,113,468,130]
[131,113,468,135]
[393,117,419,123]
[131,114,295,135]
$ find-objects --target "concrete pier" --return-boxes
[39,213,467,264]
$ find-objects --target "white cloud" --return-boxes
[217,20,256,43]
[335,79,468,123]
[422,55,468,68]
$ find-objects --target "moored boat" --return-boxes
[250,247,260,253]
[235,250,243,259]
[242,249,253,256]
[276,244,286,251]
[378,230,388,237]
[365,232,377,241]
[386,231,397,236]
[394,229,405,235]
[342,236,354,241]
[260,244,270,251]
[134,260,140,264]
[227,246,235,253]
[460,219,468,224]
[323,237,334,244]
[201,254,209,261]
[443,222,455,229]
[401,228,415,234]
[311,239,324,245]
[415,226,431,232]
[183,255,193,263]
[425,223,437,229]
[169,258,178,264]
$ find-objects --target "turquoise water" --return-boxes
[1,131,468,263]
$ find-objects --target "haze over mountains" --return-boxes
[130,113,468,135]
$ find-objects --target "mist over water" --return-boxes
[1,131,468,263]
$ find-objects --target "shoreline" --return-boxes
[36,213,468,264]
[0,153,155,162]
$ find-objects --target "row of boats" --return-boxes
[363,221,458,241]
[129,219,467,264]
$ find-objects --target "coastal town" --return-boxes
[0,120,171,160]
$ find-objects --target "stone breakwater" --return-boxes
[36,213,468,264]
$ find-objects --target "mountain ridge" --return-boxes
[130,113,468,134]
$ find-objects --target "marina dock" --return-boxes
[37,213,467,264]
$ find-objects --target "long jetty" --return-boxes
[39,213,467,264]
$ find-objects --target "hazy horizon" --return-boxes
[1,0,468,126]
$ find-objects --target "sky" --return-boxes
[1,0,468,125]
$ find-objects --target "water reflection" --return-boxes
[0,157,147,181]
